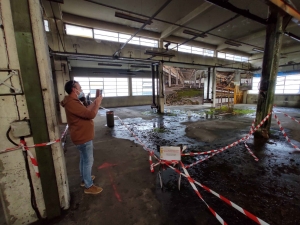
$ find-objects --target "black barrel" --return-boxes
[106,111,114,127]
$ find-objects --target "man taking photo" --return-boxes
[61,80,103,195]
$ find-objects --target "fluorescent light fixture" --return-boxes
[119,72,136,75]
[253,48,264,53]
[183,30,207,38]
[115,12,152,25]
[130,65,150,68]
[144,50,175,57]
[92,72,110,74]
[224,40,241,47]
[98,63,122,67]
[284,32,300,42]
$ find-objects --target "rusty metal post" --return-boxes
[255,5,284,137]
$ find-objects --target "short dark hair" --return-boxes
[65,80,77,94]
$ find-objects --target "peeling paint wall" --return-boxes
[0,0,46,224]
[0,0,69,224]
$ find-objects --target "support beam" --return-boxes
[255,5,284,136]
[212,67,216,107]
[11,0,61,218]
[160,2,212,39]
[269,0,300,21]
[206,0,267,25]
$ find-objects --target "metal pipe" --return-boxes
[113,0,172,57]
[50,51,159,63]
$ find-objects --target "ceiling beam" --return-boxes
[160,2,212,39]
[216,23,298,51]
[268,0,300,21]
[206,0,267,25]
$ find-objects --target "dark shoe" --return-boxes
[80,175,95,187]
[84,185,103,195]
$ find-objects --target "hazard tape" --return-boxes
[244,142,259,161]
[1,124,69,178]
[184,112,271,168]
[165,162,269,225]
[180,162,227,225]
[244,119,259,161]
[103,107,270,224]
[20,139,40,178]
[274,110,300,125]
[273,113,300,152]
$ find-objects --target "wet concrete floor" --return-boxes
[45,104,300,225]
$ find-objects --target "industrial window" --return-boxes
[65,24,93,38]
[178,45,192,53]
[92,28,158,47]
[73,77,129,97]
[132,78,157,96]
[163,42,178,51]
[192,47,204,55]
[164,42,214,57]
[44,20,50,32]
[217,52,249,62]
[248,74,300,94]
[94,29,118,42]
[204,49,214,57]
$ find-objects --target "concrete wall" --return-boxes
[246,94,300,108]
[101,96,152,108]
[0,1,46,224]
[0,1,69,224]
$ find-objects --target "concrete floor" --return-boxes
[36,104,300,225]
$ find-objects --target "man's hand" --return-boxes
[94,95,103,107]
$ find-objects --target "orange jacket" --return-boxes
[61,95,97,145]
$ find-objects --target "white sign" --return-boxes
[160,146,181,161]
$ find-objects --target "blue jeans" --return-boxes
[76,140,94,188]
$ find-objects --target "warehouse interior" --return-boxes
[0,0,300,224]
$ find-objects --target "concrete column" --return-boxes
[212,68,217,107]
[0,1,44,224]
[168,68,171,87]
[158,63,165,113]
[11,0,63,220]
[29,0,69,211]
[128,76,133,96]
[255,5,284,136]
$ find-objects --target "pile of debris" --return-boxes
[166,92,199,105]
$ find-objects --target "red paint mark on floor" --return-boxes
[98,162,117,169]
[108,171,122,202]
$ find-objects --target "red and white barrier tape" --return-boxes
[180,162,227,225]
[1,125,69,178]
[184,113,271,168]
[111,108,269,224]
[244,142,259,161]
[20,140,40,178]
[165,162,269,225]
[244,119,259,161]
[273,113,300,151]
[274,110,300,125]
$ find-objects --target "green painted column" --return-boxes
[255,5,284,137]
[10,0,61,218]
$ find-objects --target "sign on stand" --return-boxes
[160,146,181,161]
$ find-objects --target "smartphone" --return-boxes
[95,89,102,98]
